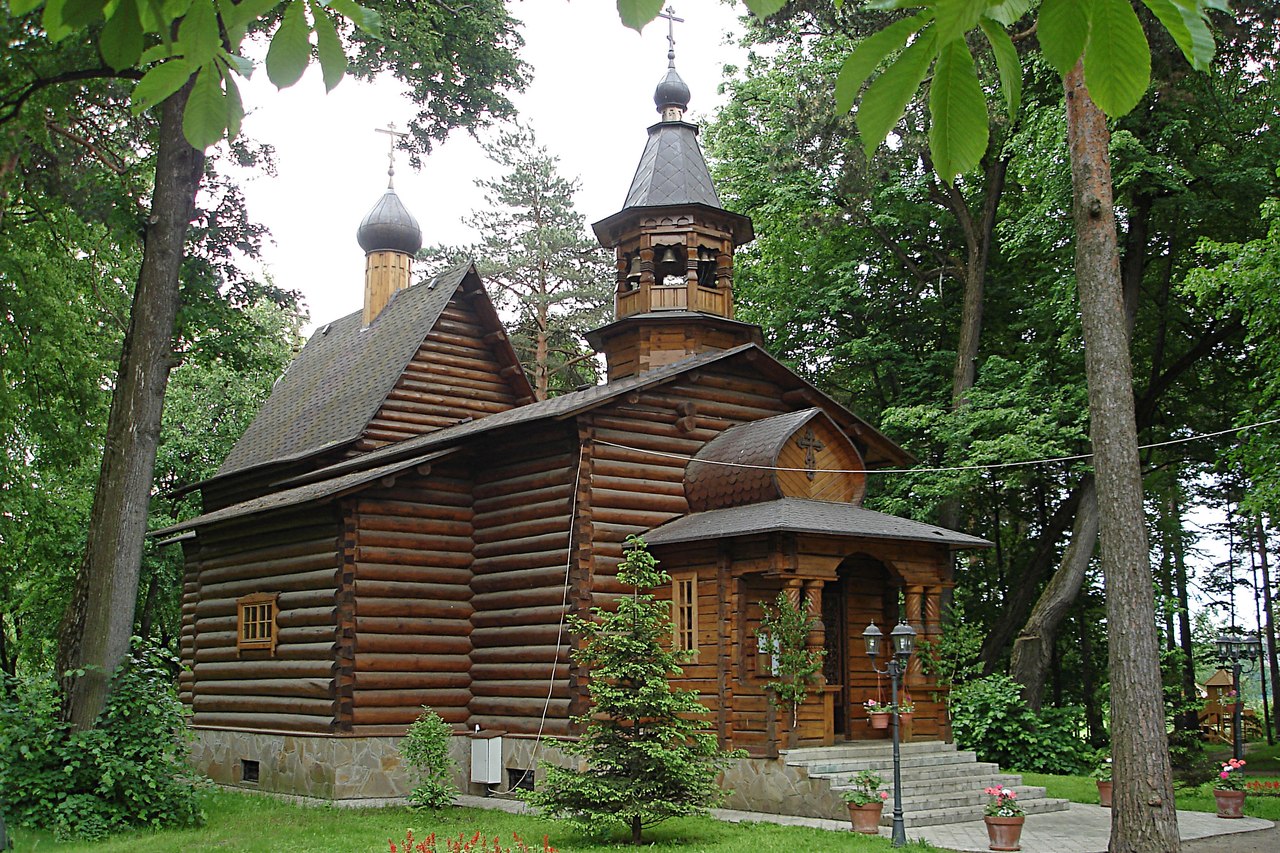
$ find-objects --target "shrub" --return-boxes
[0,640,204,840]
[400,707,458,809]
[949,674,1092,775]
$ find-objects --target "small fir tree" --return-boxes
[524,536,741,844]
[756,592,825,732]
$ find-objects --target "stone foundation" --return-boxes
[189,728,574,801]
[720,756,845,820]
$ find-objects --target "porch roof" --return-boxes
[642,497,992,550]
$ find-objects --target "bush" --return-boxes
[400,707,458,809]
[949,675,1093,775]
[0,640,204,840]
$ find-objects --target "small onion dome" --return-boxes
[356,189,422,255]
[654,64,691,115]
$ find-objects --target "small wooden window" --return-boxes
[237,592,278,654]
[672,573,698,654]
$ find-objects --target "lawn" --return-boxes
[8,789,935,853]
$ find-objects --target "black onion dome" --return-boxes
[653,65,691,114]
[357,189,422,254]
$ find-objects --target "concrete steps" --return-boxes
[780,742,1070,827]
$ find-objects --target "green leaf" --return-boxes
[743,0,787,17]
[182,63,225,148]
[140,42,178,64]
[265,0,311,89]
[1082,0,1150,117]
[222,68,245,140]
[59,0,100,27]
[1037,0,1088,76]
[835,11,932,113]
[223,0,282,34]
[857,25,937,158]
[41,0,72,41]
[310,2,346,92]
[616,0,664,32]
[10,0,44,14]
[131,58,193,114]
[987,0,1031,26]
[326,0,380,36]
[929,38,988,183]
[100,0,144,71]
[1142,0,1214,71]
[178,0,220,66]
[979,16,1020,118]
[934,0,986,45]
[223,52,254,78]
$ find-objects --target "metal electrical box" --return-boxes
[470,731,503,785]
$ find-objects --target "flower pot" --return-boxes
[870,712,890,729]
[1213,788,1246,818]
[984,816,1025,851]
[898,712,914,725]
[847,801,883,834]
[1096,780,1112,808]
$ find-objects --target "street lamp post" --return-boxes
[1215,627,1263,763]
[863,620,916,848]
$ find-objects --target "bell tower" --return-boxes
[587,10,761,380]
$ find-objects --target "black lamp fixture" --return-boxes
[1215,626,1263,763]
[862,620,916,847]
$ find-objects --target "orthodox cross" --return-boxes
[795,427,825,481]
[659,5,684,58]
[375,123,409,188]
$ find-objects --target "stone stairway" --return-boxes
[781,741,1071,827]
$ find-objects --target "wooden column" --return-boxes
[905,584,925,686]
[803,578,826,684]
[716,546,735,749]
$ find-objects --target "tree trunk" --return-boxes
[631,814,642,845]
[1175,495,1198,734]
[54,81,205,729]
[1064,62,1179,852]
[1255,518,1278,744]
[1008,477,1099,708]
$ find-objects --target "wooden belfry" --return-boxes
[160,29,986,802]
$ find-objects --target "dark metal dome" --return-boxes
[653,65,691,114]
[357,189,422,254]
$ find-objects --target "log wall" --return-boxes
[187,504,343,733]
[469,425,578,734]
[355,296,527,452]
[347,463,476,731]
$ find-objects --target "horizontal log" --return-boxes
[474,470,574,504]
[355,616,470,636]
[590,488,686,514]
[470,715,569,737]
[470,680,569,700]
[471,548,569,574]
[470,645,568,665]
[354,565,472,590]
[471,586,567,611]
[353,579,472,602]
[591,475,685,497]
[472,623,565,648]
[193,694,336,715]
[356,512,471,537]
[381,392,511,416]
[200,534,340,575]
[356,547,472,570]
[473,513,572,546]
[358,498,472,519]
[354,653,470,673]
[193,678,334,699]
[590,507,678,527]
[469,696,569,718]
[358,529,473,553]
[473,532,569,561]
[471,604,567,630]
[200,567,339,601]
[193,625,335,650]
[470,663,569,681]
[471,566,571,595]
[352,671,471,690]
[194,660,335,680]
[351,706,448,726]
[355,597,472,620]
[354,633,470,655]
[198,518,338,558]
[352,688,471,708]
[593,426,702,455]
[472,484,572,516]
[193,641,336,663]
[191,712,335,733]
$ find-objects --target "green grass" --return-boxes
[1020,770,1280,822]
[9,789,936,853]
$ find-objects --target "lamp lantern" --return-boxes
[891,621,916,662]
[862,622,883,660]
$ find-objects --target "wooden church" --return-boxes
[159,48,986,801]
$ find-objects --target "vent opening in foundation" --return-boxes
[506,768,534,792]
[241,758,260,784]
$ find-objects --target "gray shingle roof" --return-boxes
[623,121,721,209]
[686,409,821,511]
[642,498,991,550]
[217,262,473,478]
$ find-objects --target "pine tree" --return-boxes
[524,536,741,844]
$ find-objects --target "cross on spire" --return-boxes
[658,5,684,65]
[374,123,409,189]
[795,427,825,482]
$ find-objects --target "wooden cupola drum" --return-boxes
[357,125,423,327]
[587,29,761,380]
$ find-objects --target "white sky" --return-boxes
[227,2,747,331]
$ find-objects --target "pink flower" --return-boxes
[1221,771,1230,779]
[880,791,889,800]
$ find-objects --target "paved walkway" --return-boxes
[459,796,1274,852]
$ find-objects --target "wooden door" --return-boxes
[822,575,848,739]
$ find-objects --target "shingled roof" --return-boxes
[643,498,991,550]
[217,262,489,478]
[622,121,721,210]
[686,409,828,511]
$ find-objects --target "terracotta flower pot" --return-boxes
[898,712,914,725]
[1213,788,1246,819]
[984,815,1025,851]
[870,712,890,729]
[1096,780,1112,808]
[847,800,883,834]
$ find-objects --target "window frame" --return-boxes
[670,571,699,657]
[236,592,279,655]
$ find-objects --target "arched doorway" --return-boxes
[823,553,899,740]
